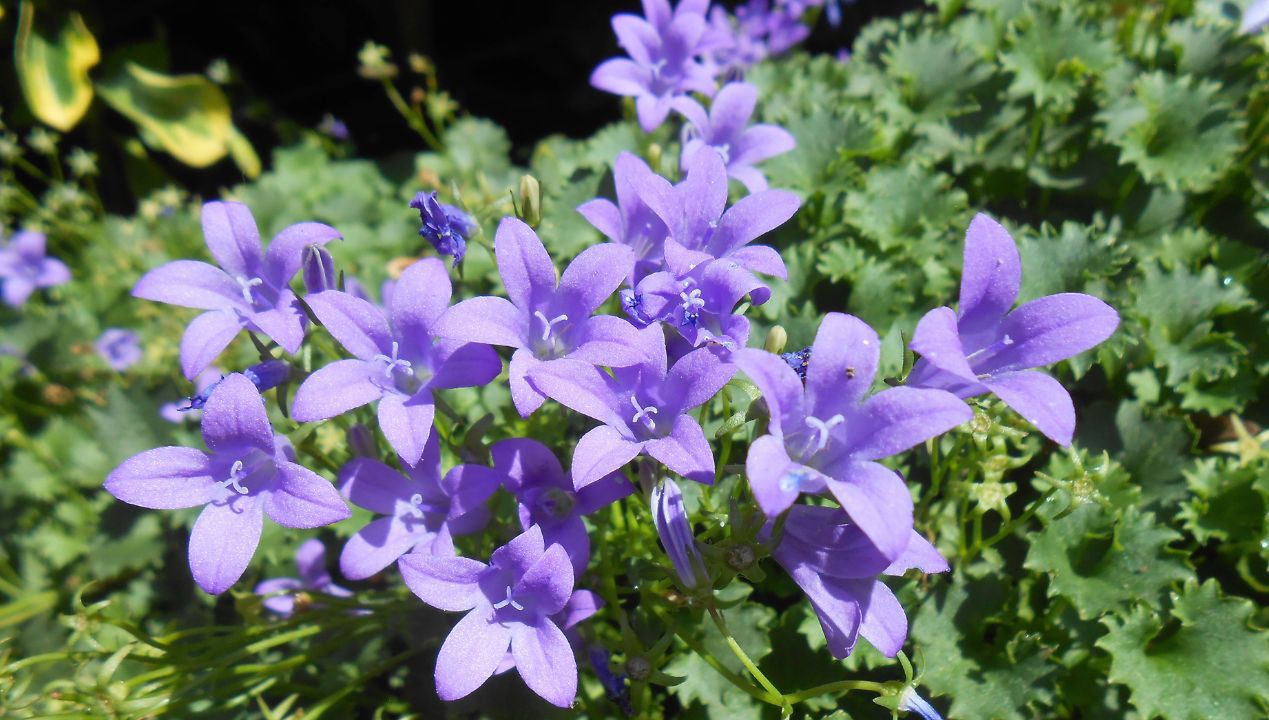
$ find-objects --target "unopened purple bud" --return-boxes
[898,688,943,720]
[651,478,708,590]
[243,360,289,392]
[587,645,632,715]
[302,244,337,294]
[347,423,376,457]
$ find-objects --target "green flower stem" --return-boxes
[707,605,792,715]
[967,487,1057,559]
[783,679,889,704]
[675,627,781,706]
[379,79,443,151]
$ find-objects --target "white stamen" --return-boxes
[236,276,263,304]
[630,395,659,430]
[219,460,250,495]
[716,143,731,164]
[492,585,524,611]
[533,311,569,342]
[373,341,413,379]
[804,414,845,454]
[679,288,705,312]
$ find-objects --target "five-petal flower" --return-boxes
[132,201,341,379]
[734,313,971,559]
[673,81,795,193]
[292,257,501,465]
[0,230,71,307]
[255,538,354,617]
[434,217,642,417]
[399,525,579,708]
[104,373,350,594]
[905,214,1119,446]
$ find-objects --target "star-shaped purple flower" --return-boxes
[905,214,1119,446]
[493,589,603,678]
[337,432,501,580]
[96,328,143,371]
[673,81,795,193]
[528,325,734,489]
[577,152,672,285]
[769,504,948,658]
[591,0,719,132]
[0,230,70,307]
[132,201,341,379]
[399,525,579,708]
[255,538,354,617]
[292,257,501,465]
[409,191,476,266]
[734,313,971,559]
[625,256,771,350]
[643,148,799,280]
[434,217,642,418]
[491,438,634,576]
[104,374,350,595]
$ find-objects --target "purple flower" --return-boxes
[770,504,949,658]
[167,359,290,421]
[590,0,719,132]
[643,148,799,280]
[781,346,810,381]
[318,113,351,141]
[160,366,223,423]
[652,477,708,589]
[494,589,604,677]
[905,214,1119,446]
[104,374,350,594]
[734,313,971,559]
[337,432,501,580]
[434,217,642,418]
[0,230,71,307]
[1242,0,1269,34]
[410,191,476,266]
[132,201,341,379]
[577,152,672,284]
[527,325,734,489]
[625,257,770,350]
[291,258,501,465]
[96,328,143,371]
[492,438,634,576]
[399,525,579,707]
[255,538,353,616]
[673,82,795,193]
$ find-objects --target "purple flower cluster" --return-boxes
[100,6,1120,711]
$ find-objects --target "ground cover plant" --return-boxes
[1,0,1267,718]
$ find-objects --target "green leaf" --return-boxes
[1025,504,1192,619]
[1016,221,1125,302]
[96,62,239,169]
[1178,458,1266,547]
[1097,579,1269,720]
[14,2,100,132]
[1000,6,1115,112]
[843,163,967,253]
[1098,72,1244,192]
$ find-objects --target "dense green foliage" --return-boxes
[1,0,1266,718]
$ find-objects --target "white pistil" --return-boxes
[533,311,569,342]
[408,493,425,519]
[219,460,250,495]
[373,341,413,379]
[236,276,264,304]
[492,585,524,611]
[680,288,705,312]
[804,414,845,454]
[630,396,659,430]
[716,142,731,164]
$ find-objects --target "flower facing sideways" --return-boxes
[255,538,354,617]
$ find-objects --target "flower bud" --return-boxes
[764,325,788,354]
[897,687,943,720]
[347,423,377,458]
[651,478,708,590]
[302,244,337,294]
[518,174,542,228]
[647,143,663,174]
[624,655,653,682]
[243,360,290,393]
[725,544,757,571]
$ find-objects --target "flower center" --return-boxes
[779,467,813,493]
[236,275,264,305]
[802,414,845,455]
[630,396,659,431]
[533,310,569,342]
[492,585,524,611]
[215,449,273,499]
[219,460,251,495]
[966,333,1015,373]
[715,142,731,164]
[374,341,413,379]
[534,487,576,520]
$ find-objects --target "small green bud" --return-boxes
[518,174,542,228]
[764,325,788,354]
[647,143,662,174]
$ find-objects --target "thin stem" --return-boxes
[675,628,780,706]
[707,605,791,714]
[380,79,443,150]
[783,679,888,704]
